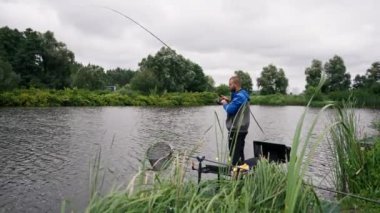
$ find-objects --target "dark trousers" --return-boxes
[228,131,247,165]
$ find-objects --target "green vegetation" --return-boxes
[134,47,211,93]
[1,88,379,108]
[303,56,379,108]
[0,89,217,107]
[256,64,289,95]
[0,27,213,94]
[234,70,253,94]
[328,101,380,211]
[86,158,321,213]
[1,26,379,108]
[251,90,380,108]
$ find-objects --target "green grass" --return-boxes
[84,157,321,213]
[328,101,380,211]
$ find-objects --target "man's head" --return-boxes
[229,76,241,92]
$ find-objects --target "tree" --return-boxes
[71,64,107,90]
[130,69,159,94]
[215,84,230,96]
[234,70,253,94]
[352,62,380,93]
[106,68,135,87]
[0,58,20,90]
[323,55,351,92]
[353,74,367,89]
[305,59,323,90]
[0,26,24,65]
[205,75,215,92]
[138,47,208,93]
[275,69,288,94]
[257,64,288,95]
[0,27,74,89]
[39,31,75,89]
[366,62,380,84]
[12,28,44,87]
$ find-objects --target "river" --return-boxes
[0,106,379,212]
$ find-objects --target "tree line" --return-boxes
[217,56,379,96]
[0,27,214,93]
[1,26,379,97]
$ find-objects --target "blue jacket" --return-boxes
[223,89,251,132]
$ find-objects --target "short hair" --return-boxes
[229,76,241,86]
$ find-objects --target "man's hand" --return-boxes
[221,99,228,105]
[220,95,229,102]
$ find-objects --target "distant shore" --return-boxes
[0,89,379,108]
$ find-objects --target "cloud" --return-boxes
[0,0,379,92]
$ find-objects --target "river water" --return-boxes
[0,106,379,212]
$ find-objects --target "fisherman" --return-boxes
[219,76,250,165]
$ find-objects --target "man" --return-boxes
[220,76,250,165]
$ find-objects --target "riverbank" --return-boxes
[0,89,217,107]
[0,89,378,108]
[83,106,380,212]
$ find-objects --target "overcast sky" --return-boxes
[1,0,379,93]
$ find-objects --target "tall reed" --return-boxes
[328,100,365,195]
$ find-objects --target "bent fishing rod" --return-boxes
[98,6,265,134]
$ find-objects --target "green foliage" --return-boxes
[323,55,351,92]
[305,59,323,90]
[0,58,20,90]
[205,75,215,92]
[304,86,324,101]
[105,68,135,87]
[257,64,288,95]
[362,138,380,196]
[136,47,208,93]
[215,84,230,96]
[234,70,253,94]
[0,27,74,89]
[366,62,380,83]
[71,65,107,90]
[0,89,217,107]
[251,94,306,106]
[84,157,320,213]
[326,90,380,108]
[130,69,159,94]
[353,74,367,89]
[328,101,365,194]
[353,62,380,95]
[328,102,380,211]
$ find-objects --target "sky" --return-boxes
[0,0,379,93]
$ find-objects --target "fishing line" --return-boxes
[98,5,268,135]
[304,184,380,205]
[249,109,265,135]
[98,6,171,49]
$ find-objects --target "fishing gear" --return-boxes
[305,184,380,205]
[146,142,380,206]
[249,109,265,135]
[99,6,172,49]
[218,95,266,135]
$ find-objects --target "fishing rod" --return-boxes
[249,109,265,135]
[100,6,267,134]
[99,6,171,49]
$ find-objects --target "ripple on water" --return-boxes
[0,106,379,212]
